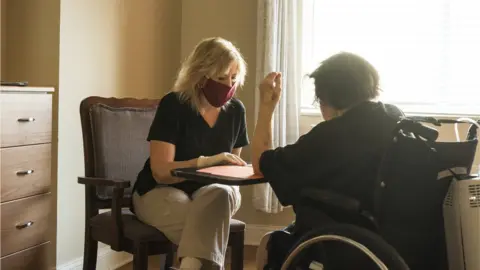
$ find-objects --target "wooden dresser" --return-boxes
[0,86,54,269]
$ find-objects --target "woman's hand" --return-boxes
[259,72,282,108]
[197,152,247,168]
[252,72,281,175]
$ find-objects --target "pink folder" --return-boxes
[197,165,263,179]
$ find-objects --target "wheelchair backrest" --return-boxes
[373,118,479,269]
[375,131,478,226]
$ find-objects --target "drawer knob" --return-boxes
[16,169,34,176]
[17,117,35,122]
[16,221,34,229]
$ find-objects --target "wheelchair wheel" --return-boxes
[281,224,409,270]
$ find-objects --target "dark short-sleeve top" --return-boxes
[259,102,402,212]
[133,92,249,197]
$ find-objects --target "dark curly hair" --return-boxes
[309,52,380,110]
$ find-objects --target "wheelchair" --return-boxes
[266,116,480,270]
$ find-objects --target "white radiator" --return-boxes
[443,176,480,270]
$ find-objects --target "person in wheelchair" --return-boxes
[251,52,405,269]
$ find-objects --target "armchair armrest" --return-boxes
[301,188,379,231]
[300,188,379,232]
[79,176,129,251]
[78,176,131,188]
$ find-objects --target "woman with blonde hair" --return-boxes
[132,37,249,270]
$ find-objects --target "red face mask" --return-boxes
[201,79,236,107]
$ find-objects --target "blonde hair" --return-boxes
[172,37,247,111]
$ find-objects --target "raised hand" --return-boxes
[259,72,282,107]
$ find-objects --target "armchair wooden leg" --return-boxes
[133,243,148,270]
[83,227,98,270]
[230,231,245,270]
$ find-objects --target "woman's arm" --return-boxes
[252,72,282,174]
[252,106,275,174]
[151,141,247,185]
[232,147,242,156]
[150,140,197,184]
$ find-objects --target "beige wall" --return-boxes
[56,0,181,266]
[181,0,295,226]
[1,0,60,86]
[1,0,6,79]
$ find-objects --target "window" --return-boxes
[300,0,480,115]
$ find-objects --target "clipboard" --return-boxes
[171,165,267,186]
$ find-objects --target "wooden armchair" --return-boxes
[78,96,246,270]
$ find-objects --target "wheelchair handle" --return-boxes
[408,116,474,126]
[396,119,439,142]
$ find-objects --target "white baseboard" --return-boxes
[56,224,285,269]
[56,245,132,270]
[245,224,285,246]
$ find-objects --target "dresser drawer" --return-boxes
[1,193,51,256]
[0,242,49,270]
[1,144,52,202]
[0,93,52,147]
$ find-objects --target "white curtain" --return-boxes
[253,0,303,214]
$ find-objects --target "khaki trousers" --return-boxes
[132,184,241,267]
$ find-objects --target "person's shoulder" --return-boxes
[159,91,181,105]
[158,91,191,110]
[342,101,401,120]
[356,102,402,132]
[227,97,246,113]
[381,102,405,120]
[361,101,405,124]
